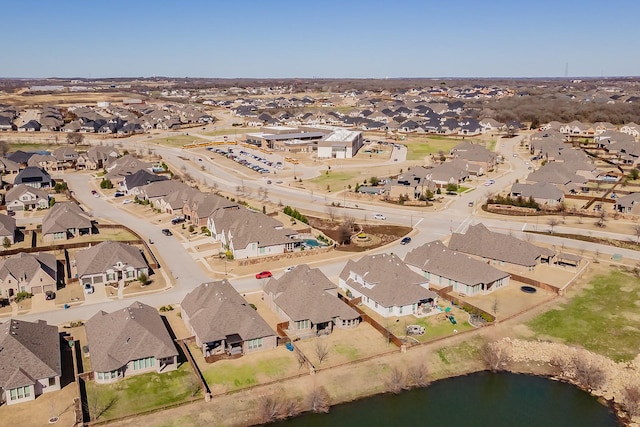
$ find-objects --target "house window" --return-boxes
[399,306,403,314]
[49,377,56,387]
[388,306,393,313]
[10,386,30,400]
[247,338,263,350]
[97,372,103,380]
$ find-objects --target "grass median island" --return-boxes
[528,269,640,361]
[85,364,199,421]
[148,134,207,147]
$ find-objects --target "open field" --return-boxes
[403,136,464,161]
[0,91,139,107]
[202,127,253,137]
[307,171,364,191]
[84,364,199,422]
[528,268,640,361]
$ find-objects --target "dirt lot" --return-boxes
[308,216,411,251]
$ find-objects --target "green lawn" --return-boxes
[308,171,362,190]
[404,138,460,160]
[203,127,253,137]
[203,356,293,392]
[528,270,640,361]
[85,364,199,421]
[333,343,360,361]
[148,134,206,148]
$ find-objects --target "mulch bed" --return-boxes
[308,216,411,252]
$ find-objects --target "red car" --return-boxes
[256,271,272,279]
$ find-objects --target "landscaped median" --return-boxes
[83,364,200,423]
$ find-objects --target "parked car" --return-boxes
[284,266,296,273]
[374,213,386,220]
[400,237,411,245]
[171,217,185,225]
[114,192,125,197]
[256,271,272,279]
[468,201,474,207]
[122,199,133,204]
[161,229,173,236]
[484,179,495,186]
[83,284,94,295]
[45,290,55,300]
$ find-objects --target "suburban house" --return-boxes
[614,193,640,214]
[85,146,120,170]
[0,252,58,299]
[338,253,438,318]
[207,206,300,259]
[52,147,79,169]
[183,192,237,227]
[14,167,53,188]
[0,214,17,245]
[450,141,496,173]
[404,240,510,296]
[75,241,149,289]
[85,301,178,384]
[41,202,93,242]
[0,319,61,405]
[120,169,168,194]
[510,182,565,207]
[448,223,554,270]
[104,155,152,181]
[138,180,198,214]
[5,184,50,212]
[181,280,277,357]
[263,264,360,339]
[27,154,59,172]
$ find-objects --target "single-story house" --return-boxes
[41,202,92,242]
[338,253,438,318]
[0,319,61,405]
[264,264,360,339]
[75,241,149,288]
[85,301,178,384]
[181,280,277,357]
[5,184,50,212]
[404,240,510,296]
[0,214,17,245]
[0,252,58,298]
[14,167,53,189]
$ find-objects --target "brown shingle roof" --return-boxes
[75,241,147,277]
[181,280,275,344]
[85,301,177,373]
[264,265,359,324]
[0,319,61,389]
[42,202,92,235]
[404,240,509,287]
[338,253,436,307]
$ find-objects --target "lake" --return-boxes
[275,372,620,426]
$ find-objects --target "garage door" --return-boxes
[43,284,54,292]
[31,286,43,294]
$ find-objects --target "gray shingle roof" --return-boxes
[0,319,61,389]
[0,213,17,238]
[5,184,49,205]
[181,280,275,344]
[404,240,509,287]
[42,202,92,235]
[75,241,147,277]
[264,265,359,324]
[338,253,436,307]
[85,301,177,373]
[0,252,57,283]
[448,223,545,267]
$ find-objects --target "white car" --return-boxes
[284,266,296,273]
[374,213,386,220]
[484,180,495,186]
[122,199,133,204]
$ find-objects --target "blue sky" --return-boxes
[2,0,638,78]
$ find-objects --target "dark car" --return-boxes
[161,229,173,236]
[45,290,55,300]
[256,271,272,279]
[114,192,124,197]
[400,237,412,245]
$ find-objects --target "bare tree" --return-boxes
[633,224,640,244]
[492,296,499,316]
[594,248,600,263]
[326,206,337,222]
[572,355,606,390]
[307,386,330,413]
[66,132,84,146]
[550,355,572,377]
[281,399,301,418]
[547,218,559,234]
[407,363,430,388]
[258,395,283,423]
[595,210,607,228]
[86,387,118,421]
[622,384,640,418]
[385,366,407,394]
[315,339,329,365]
[482,341,506,372]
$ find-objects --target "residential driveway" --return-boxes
[30,293,56,313]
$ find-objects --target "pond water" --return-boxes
[275,372,620,427]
